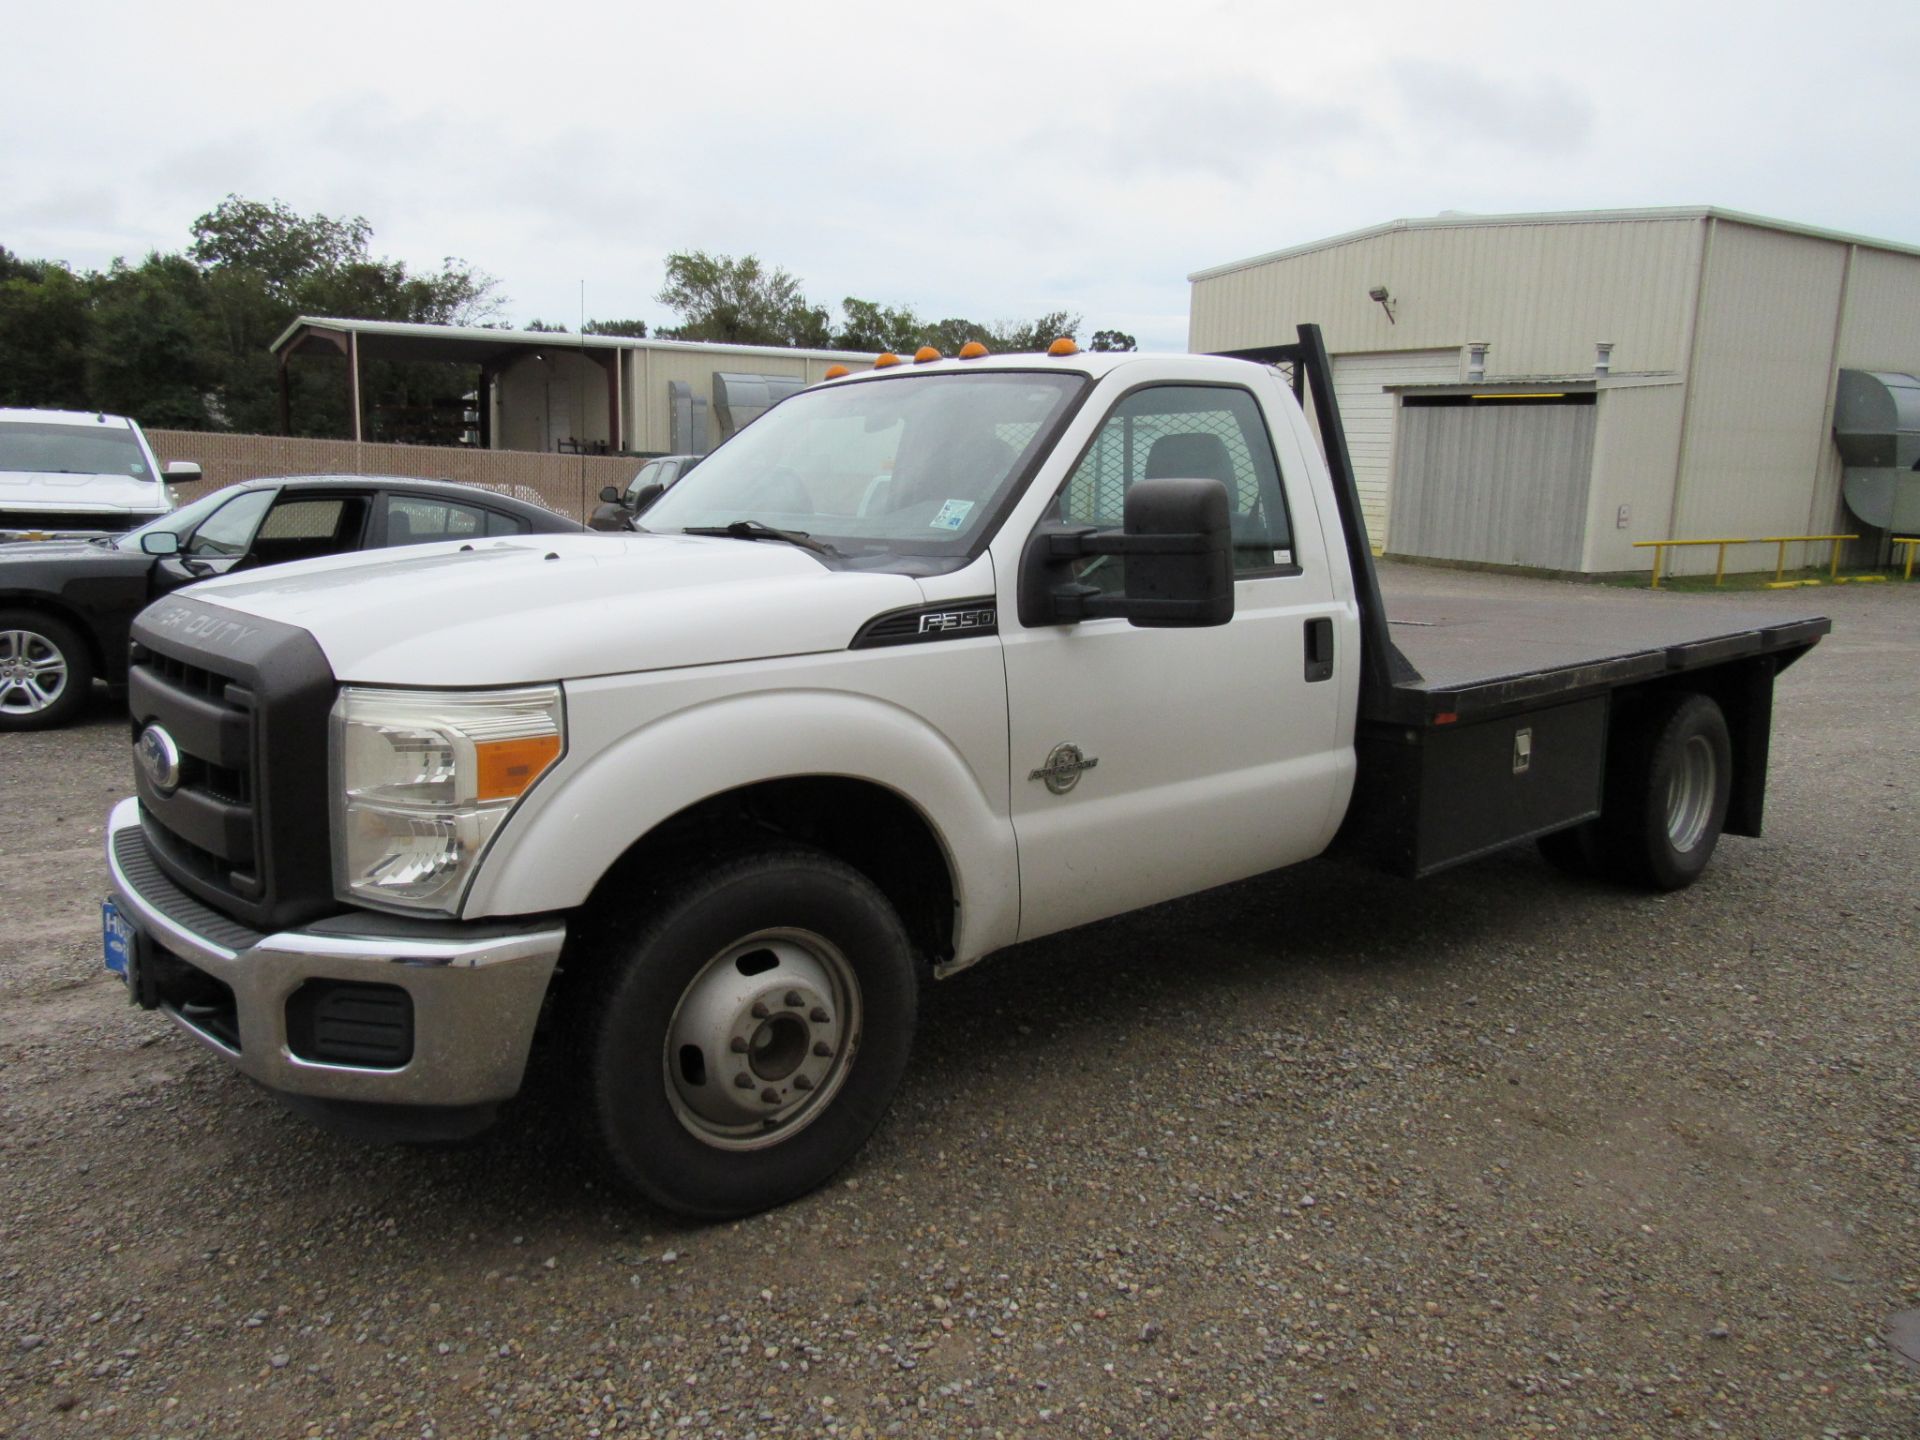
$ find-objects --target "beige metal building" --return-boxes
[271,317,875,458]
[1189,207,1920,575]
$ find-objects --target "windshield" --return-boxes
[112,485,247,550]
[0,422,151,478]
[641,371,1085,562]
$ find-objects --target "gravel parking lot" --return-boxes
[2,566,1915,1439]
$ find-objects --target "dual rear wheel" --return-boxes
[1539,691,1733,891]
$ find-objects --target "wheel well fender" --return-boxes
[466,689,1015,963]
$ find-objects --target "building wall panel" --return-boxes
[1327,350,1461,547]
[1191,216,1705,378]
[1669,221,1849,572]
[1582,381,1687,572]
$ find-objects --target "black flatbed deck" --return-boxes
[1370,576,1831,727]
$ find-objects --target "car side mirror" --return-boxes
[140,531,181,556]
[599,485,622,504]
[164,461,202,481]
[1017,476,1235,628]
[630,481,666,514]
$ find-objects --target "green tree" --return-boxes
[1089,329,1136,352]
[656,251,824,346]
[583,318,648,338]
[85,254,219,427]
[0,258,92,409]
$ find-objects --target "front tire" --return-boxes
[571,847,917,1219]
[0,610,93,731]
[1600,693,1732,891]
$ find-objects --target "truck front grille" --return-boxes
[128,595,339,932]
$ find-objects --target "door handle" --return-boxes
[1304,617,1334,683]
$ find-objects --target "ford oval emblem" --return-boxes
[137,724,183,796]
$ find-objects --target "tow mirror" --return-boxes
[1017,476,1235,628]
[630,481,666,514]
[140,531,181,556]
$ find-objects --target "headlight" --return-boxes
[330,686,564,913]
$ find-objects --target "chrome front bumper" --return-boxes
[105,797,564,1108]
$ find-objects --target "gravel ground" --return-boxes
[1,567,1916,1439]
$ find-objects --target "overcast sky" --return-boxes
[7,0,1917,351]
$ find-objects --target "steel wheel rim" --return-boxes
[0,628,68,716]
[662,927,861,1151]
[1665,733,1717,853]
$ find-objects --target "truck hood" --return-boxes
[0,471,169,513]
[175,532,926,684]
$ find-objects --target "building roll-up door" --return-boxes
[1391,398,1597,571]
[1327,350,1462,550]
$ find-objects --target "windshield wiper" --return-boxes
[680,520,839,557]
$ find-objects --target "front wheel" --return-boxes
[1600,692,1732,891]
[0,609,93,731]
[571,847,918,1219]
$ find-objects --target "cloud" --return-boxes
[1390,61,1596,156]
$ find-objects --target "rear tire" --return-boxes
[568,846,917,1219]
[0,609,93,731]
[1600,693,1732,891]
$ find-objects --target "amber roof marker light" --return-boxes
[1047,337,1079,357]
[913,346,942,363]
[873,352,903,369]
[822,363,850,380]
[958,341,989,360]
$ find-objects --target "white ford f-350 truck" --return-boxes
[103,327,1828,1218]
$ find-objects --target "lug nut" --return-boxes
[810,1007,830,1024]
[785,990,804,1007]
[813,1041,832,1057]
[793,1075,813,1091]
[761,1087,781,1104]
[734,1074,754,1089]
[751,1001,770,1019]
[730,1036,748,1053]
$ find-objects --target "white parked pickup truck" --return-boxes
[103,328,1828,1218]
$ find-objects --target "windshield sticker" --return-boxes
[929,499,975,531]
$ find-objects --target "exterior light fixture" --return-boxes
[1368,286,1397,324]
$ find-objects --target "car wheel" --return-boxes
[569,846,918,1219]
[0,610,93,731]
[1600,693,1732,891]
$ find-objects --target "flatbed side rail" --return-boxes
[1635,533,1858,588]
[1214,326,1415,714]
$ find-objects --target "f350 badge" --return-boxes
[1029,742,1098,796]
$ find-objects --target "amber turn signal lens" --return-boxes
[1047,337,1079,356]
[822,363,850,380]
[475,733,563,801]
[958,341,988,359]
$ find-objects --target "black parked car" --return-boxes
[588,453,703,531]
[0,475,583,730]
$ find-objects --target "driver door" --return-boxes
[996,381,1349,942]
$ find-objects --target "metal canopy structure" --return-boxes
[271,316,634,450]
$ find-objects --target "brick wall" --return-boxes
[147,431,638,523]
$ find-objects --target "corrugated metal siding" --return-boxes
[627,352,865,454]
[1391,404,1596,569]
[1190,216,1705,376]
[1835,247,1920,370]
[1582,381,1687,572]
[1669,221,1849,572]
[1327,350,1461,547]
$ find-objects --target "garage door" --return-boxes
[1391,399,1597,570]
[1328,350,1462,550]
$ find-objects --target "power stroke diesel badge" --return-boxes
[1029,742,1098,796]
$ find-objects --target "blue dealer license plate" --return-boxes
[102,899,135,980]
